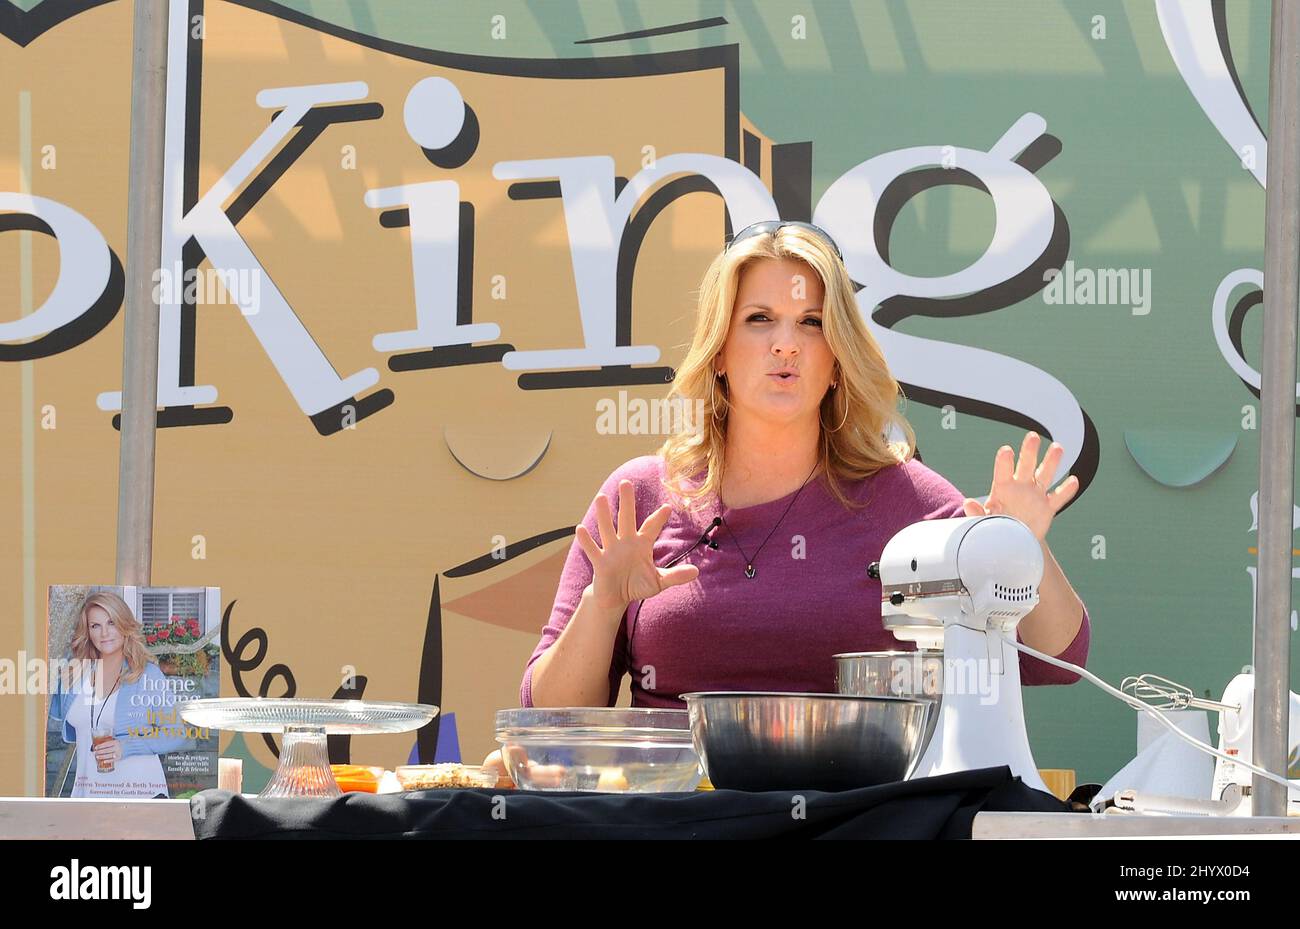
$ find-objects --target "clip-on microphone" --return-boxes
[662,517,722,568]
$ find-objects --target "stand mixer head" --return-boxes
[869,515,1050,794]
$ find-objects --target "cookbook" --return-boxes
[43,585,221,799]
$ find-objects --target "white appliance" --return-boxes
[870,515,1049,794]
[1211,670,1300,815]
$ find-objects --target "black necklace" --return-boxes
[718,459,820,579]
[91,659,125,731]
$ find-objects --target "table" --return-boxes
[4,798,1297,840]
[973,811,1300,839]
[4,768,1296,840]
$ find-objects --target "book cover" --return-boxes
[44,585,221,799]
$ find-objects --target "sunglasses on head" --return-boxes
[726,220,843,261]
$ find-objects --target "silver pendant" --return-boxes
[745,564,755,579]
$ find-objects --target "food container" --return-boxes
[330,764,385,793]
[494,707,701,793]
[682,691,929,791]
[833,650,943,757]
[395,763,497,790]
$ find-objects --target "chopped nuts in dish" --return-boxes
[395,763,496,790]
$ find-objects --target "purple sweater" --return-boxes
[520,454,1090,708]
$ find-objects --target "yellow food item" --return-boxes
[596,767,629,791]
[330,764,384,793]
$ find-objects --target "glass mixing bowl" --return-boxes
[495,707,702,793]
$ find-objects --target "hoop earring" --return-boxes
[710,372,729,420]
[821,393,849,433]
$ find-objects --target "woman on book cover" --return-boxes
[49,591,195,798]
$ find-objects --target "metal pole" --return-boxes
[115,0,168,586]
[1253,0,1300,818]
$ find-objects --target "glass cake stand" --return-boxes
[181,697,439,797]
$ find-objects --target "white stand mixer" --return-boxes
[870,515,1051,795]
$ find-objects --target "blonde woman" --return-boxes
[49,591,192,797]
[522,221,1089,708]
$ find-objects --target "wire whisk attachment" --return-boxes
[1119,673,1240,713]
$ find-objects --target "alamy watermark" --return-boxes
[595,391,706,437]
[0,652,97,695]
[890,655,1001,706]
[152,261,262,314]
[50,860,151,908]
[1042,260,1151,315]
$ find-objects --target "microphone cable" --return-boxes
[620,517,722,688]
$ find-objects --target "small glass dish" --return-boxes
[495,707,701,793]
[395,763,497,791]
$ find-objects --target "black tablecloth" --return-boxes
[189,766,1073,839]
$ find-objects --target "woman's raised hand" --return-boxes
[575,479,700,611]
[963,432,1079,541]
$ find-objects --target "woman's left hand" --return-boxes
[963,432,1079,541]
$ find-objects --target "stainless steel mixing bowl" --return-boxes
[833,650,943,757]
[681,691,929,791]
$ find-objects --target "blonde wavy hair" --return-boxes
[657,223,915,512]
[68,591,155,685]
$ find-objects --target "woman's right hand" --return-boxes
[92,737,121,766]
[575,479,700,612]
